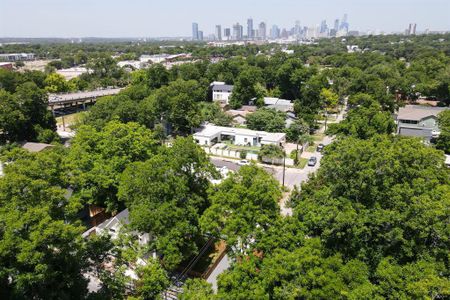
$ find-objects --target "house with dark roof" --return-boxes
[396,105,449,140]
[211,81,234,104]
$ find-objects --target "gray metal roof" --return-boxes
[96,209,129,231]
[397,105,448,121]
[212,84,234,92]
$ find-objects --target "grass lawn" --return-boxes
[312,133,325,142]
[56,112,85,127]
[306,145,316,152]
[296,158,308,169]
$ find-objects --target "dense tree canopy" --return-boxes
[436,110,450,153]
[246,108,286,133]
[0,82,57,144]
[118,137,214,269]
[328,101,396,139]
[291,136,450,268]
[216,239,377,300]
[0,148,89,299]
[200,165,281,255]
[229,66,264,108]
[67,121,157,212]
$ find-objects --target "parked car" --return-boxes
[308,156,317,167]
[237,160,250,166]
[316,143,324,152]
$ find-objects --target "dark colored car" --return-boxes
[316,143,324,152]
[308,156,317,167]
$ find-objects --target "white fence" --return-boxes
[204,147,294,166]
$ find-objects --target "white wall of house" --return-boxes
[234,134,257,146]
[213,91,232,104]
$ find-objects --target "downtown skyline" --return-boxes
[192,14,356,41]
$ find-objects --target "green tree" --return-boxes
[146,64,170,90]
[436,110,450,153]
[0,82,56,144]
[246,108,286,132]
[0,148,90,299]
[135,261,170,300]
[320,88,339,131]
[216,239,376,300]
[68,121,157,212]
[44,72,75,92]
[291,136,450,268]
[374,258,450,299]
[328,102,395,139]
[140,79,205,134]
[118,137,214,269]
[200,165,281,255]
[258,144,285,164]
[229,66,264,108]
[198,102,233,126]
[179,279,214,300]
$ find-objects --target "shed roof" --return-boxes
[22,142,54,153]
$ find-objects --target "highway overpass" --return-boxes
[48,88,123,114]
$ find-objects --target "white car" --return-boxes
[237,160,250,166]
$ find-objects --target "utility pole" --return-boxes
[282,149,286,188]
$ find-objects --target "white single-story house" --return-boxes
[211,81,234,104]
[396,105,448,140]
[194,124,286,147]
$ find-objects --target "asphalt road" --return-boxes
[210,144,327,189]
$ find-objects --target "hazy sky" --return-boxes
[1,0,449,37]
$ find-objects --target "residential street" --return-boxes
[209,102,346,217]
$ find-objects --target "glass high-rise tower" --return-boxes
[247,18,254,39]
[192,23,199,40]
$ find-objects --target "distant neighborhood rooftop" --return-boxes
[397,105,448,121]
[264,97,294,112]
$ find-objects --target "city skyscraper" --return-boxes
[294,20,301,38]
[334,19,340,31]
[232,23,243,40]
[320,20,328,34]
[407,23,417,35]
[258,22,267,40]
[198,30,203,41]
[224,28,231,40]
[339,14,349,32]
[270,24,280,39]
[215,25,222,41]
[192,22,199,40]
[247,18,254,39]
